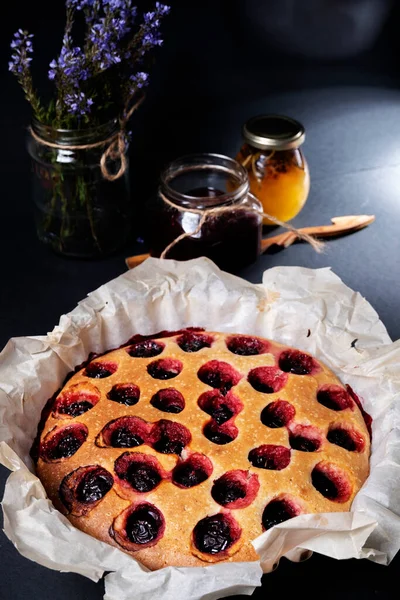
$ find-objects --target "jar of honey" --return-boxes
[236,115,310,224]
[147,153,263,272]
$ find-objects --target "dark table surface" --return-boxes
[1,2,400,598]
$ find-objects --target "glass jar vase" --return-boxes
[27,119,132,258]
[236,115,310,224]
[147,153,263,272]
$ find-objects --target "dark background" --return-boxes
[1,0,400,342]
[1,1,400,599]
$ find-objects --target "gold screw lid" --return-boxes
[242,114,306,151]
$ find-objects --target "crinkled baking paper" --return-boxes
[1,257,400,600]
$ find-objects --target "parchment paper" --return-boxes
[1,257,400,600]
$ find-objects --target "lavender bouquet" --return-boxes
[9,0,170,257]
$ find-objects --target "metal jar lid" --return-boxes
[242,114,306,151]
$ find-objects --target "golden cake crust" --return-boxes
[36,331,370,571]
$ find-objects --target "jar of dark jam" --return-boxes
[236,115,310,224]
[148,154,262,272]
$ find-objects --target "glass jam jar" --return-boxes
[148,153,262,271]
[236,115,310,224]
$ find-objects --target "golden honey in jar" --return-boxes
[236,115,310,224]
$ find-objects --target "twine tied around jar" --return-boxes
[159,191,324,259]
[28,95,145,182]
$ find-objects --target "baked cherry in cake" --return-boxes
[107,383,140,406]
[262,496,303,530]
[172,453,213,488]
[150,388,185,413]
[60,465,114,516]
[192,513,241,556]
[114,452,163,494]
[35,330,371,571]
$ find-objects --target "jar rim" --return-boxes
[30,117,120,146]
[160,153,250,208]
[243,114,306,151]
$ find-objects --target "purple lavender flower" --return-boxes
[103,0,136,26]
[48,60,57,80]
[49,35,89,83]
[138,3,170,54]
[129,71,149,92]
[9,29,34,75]
[88,2,134,73]
[143,3,170,26]
[89,21,122,70]
[66,0,95,9]
[9,29,44,119]
[155,2,170,15]
[10,2,170,126]
[104,0,129,9]
[64,90,94,115]
[142,31,163,47]
[144,11,155,23]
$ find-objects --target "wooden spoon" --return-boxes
[126,252,152,269]
[125,215,375,269]
[261,215,375,252]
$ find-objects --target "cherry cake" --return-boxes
[35,331,371,570]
